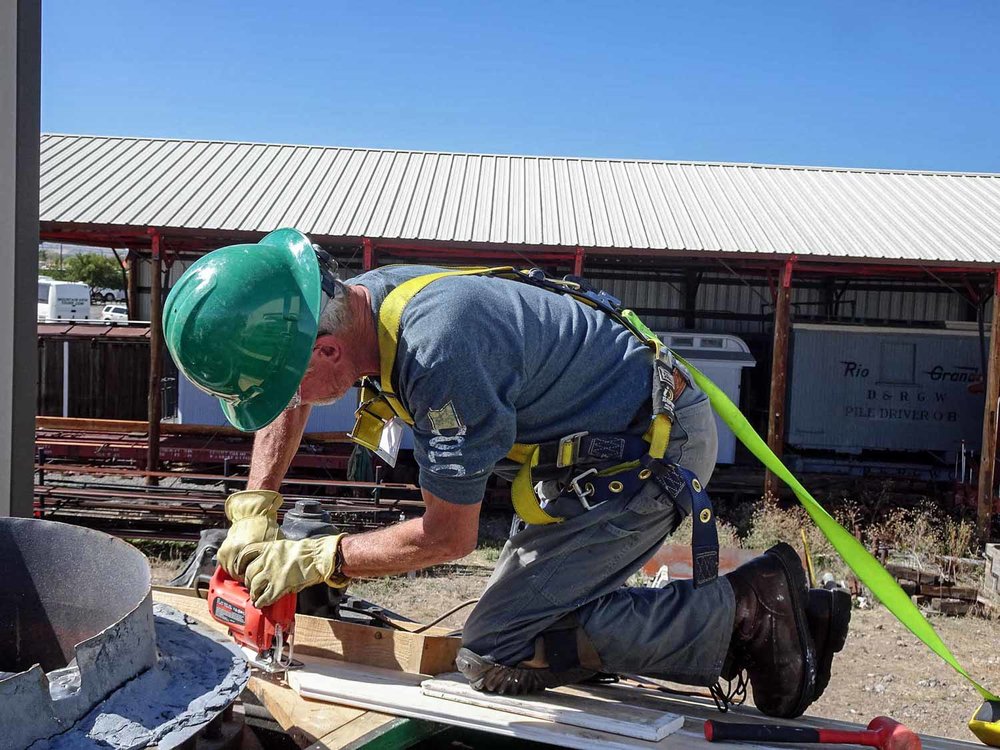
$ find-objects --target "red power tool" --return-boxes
[208,566,298,673]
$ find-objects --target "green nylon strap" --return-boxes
[671,351,999,702]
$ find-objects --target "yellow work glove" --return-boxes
[236,534,349,608]
[216,490,285,578]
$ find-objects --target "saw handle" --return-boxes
[704,720,885,747]
[705,721,822,744]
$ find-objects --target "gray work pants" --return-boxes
[463,390,736,686]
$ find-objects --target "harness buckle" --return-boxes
[569,468,600,510]
[556,432,588,468]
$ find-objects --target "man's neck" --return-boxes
[350,285,381,377]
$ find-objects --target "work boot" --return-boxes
[722,542,818,718]
[806,587,852,700]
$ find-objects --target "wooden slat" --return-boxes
[251,674,372,748]
[422,674,683,741]
[152,587,460,674]
[310,714,445,750]
[884,561,942,585]
[918,584,981,601]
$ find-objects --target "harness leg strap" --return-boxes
[641,458,720,587]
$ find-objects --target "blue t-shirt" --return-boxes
[352,266,655,505]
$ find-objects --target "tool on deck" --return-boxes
[704,716,921,750]
[208,566,298,673]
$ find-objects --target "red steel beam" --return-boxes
[39,223,1000,277]
[363,237,375,270]
[146,229,163,485]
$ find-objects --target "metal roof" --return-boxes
[40,134,1000,265]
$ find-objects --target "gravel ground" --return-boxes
[808,605,1000,742]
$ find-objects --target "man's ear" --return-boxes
[313,334,341,363]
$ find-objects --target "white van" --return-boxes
[38,277,92,321]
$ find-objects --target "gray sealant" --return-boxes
[28,605,248,750]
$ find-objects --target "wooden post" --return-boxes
[573,247,585,277]
[977,272,1000,541]
[126,250,139,320]
[764,257,795,498]
[362,238,375,271]
[146,230,163,486]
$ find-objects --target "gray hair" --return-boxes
[317,279,353,335]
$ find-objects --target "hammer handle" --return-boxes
[705,720,878,746]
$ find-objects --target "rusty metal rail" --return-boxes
[33,450,423,541]
[36,430,355,471]
[33,482,420,541]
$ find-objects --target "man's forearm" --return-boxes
[339,489,481,577]
[339,519,462,577]
[247,404,312,490]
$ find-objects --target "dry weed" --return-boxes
[669,513,742,549]
[863,502,978,560]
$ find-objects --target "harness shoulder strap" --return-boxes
[375,267,510,424]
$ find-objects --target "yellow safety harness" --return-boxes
[348,266,677,526]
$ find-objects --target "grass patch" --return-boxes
[127,539,196,561]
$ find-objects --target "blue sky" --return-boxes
[42,1,1000,172]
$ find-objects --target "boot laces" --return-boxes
[709,670,748,713]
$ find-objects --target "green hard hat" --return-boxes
[163,228,324,432]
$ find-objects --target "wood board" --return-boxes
[421,673,682,741]
[290,657,984,750]
[152,585,461,674]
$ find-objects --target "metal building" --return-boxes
[36,134,1000,535]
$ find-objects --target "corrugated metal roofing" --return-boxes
[40,134,1000,265]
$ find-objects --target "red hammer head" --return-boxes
[867,716,922,750]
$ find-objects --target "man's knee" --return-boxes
[457,613,602,694]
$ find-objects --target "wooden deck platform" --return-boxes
[153,587,983,750]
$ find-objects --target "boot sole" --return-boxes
[807,588,851,700]
[766,542,818,718]
[456,647,595,695]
